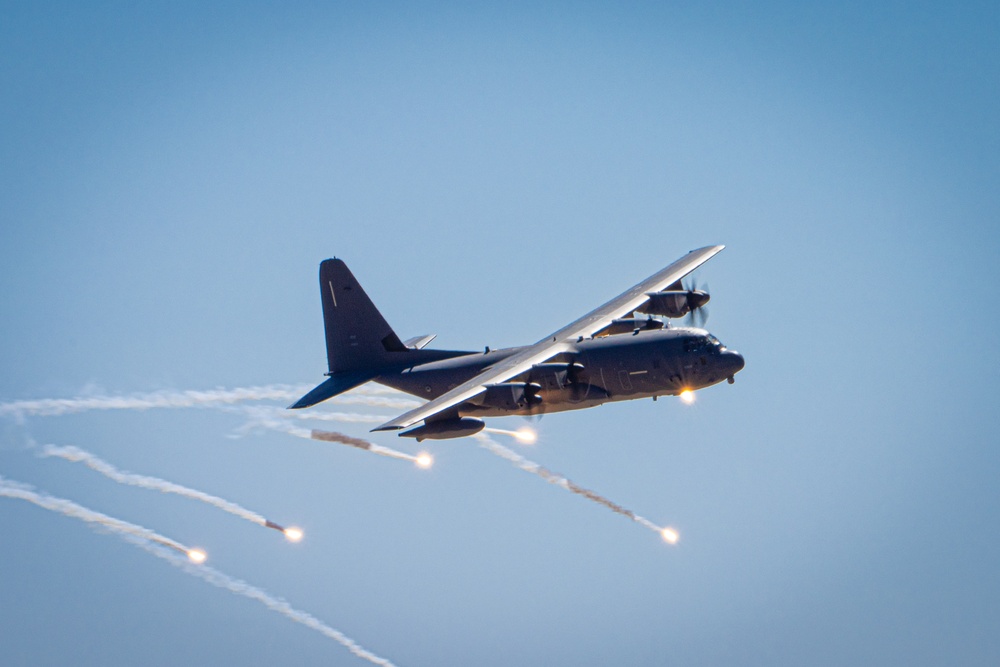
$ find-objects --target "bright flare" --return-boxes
[661,527,680,544]
[679,390,695,405]
[514,428,537,444]
[415,452,433,469]
[284,527,304,543]
[187,548,207,563]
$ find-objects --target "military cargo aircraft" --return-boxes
[290,245,744,441]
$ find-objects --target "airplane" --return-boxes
[290,245,744,441]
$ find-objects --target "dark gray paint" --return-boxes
[291,256,744,436]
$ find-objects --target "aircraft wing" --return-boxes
[373,245,724,432]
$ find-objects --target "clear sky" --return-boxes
[2,2,998,665]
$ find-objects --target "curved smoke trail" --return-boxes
[308,430,429,465]
[0,383,416,420]
[0,385,311,418]
[0,476,192,555]
[473,434,677,542]
[133,539,398,666]
[230,406,426,466]
[40,444,268,526]
[0,476,398,666]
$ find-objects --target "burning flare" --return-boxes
[679,389,695,405]
[485,427,538,444]
[514,428,538,444]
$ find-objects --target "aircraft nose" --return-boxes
[727,350,745,374]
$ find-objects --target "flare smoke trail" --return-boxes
[309,430,425,465]
[331,394,421,410]
[0,476,396,666]
[133,538,398,667]
[0,476,193,556]
[0,383,416,420]
[38,444,288,531]
[0,384,311,418]
[235,404,391,425]
[473,434,674,540]
[232,409,430,467]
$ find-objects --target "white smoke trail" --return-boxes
[234,404,391,425]
[0,384,313,419]
[331,394,421,410]
[40,444,268,526]
[131,539,398,667]
[473,434,676,541]
[347,384,410,397]
[308,430,429,465]
[0,477,397,666]
[0,476,192,555]
[232,407,426,466]
[0,383,420,420]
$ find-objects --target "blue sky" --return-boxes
[2,2,998,665]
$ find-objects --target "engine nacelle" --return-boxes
[528,362,585,390]
[636,290,709,318]
[479,382,542,411]
[400,417,485,441]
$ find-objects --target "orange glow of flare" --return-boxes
[415,452,433,469]
[679,390,695,405]
[283,527,304,542]
[514,428,537,444]
[187,548,207,563]
[660,527,680,545]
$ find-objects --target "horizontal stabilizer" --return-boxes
[402,334,437,350]
[289,371,380,409]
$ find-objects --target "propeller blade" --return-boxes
[682,276,710,327]
[695,305,709,327]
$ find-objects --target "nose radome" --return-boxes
[728,350,745,373]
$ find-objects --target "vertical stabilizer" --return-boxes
[290,258,474,410]
[319,259,405,374]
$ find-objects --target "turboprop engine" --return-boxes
[479,382,542,411]
[636,291,707,318]
[526,362,585,391]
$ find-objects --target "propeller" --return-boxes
[523,359,585,422]
[684,278,710,327]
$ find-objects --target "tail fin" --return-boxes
[319,258,405,374]
[289,259,471,410]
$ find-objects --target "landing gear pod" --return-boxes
[401,418,486,442]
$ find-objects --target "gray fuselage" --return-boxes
[376,327,745,418]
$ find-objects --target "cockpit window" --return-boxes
[685,337,706,353]
[686,334,724,354]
